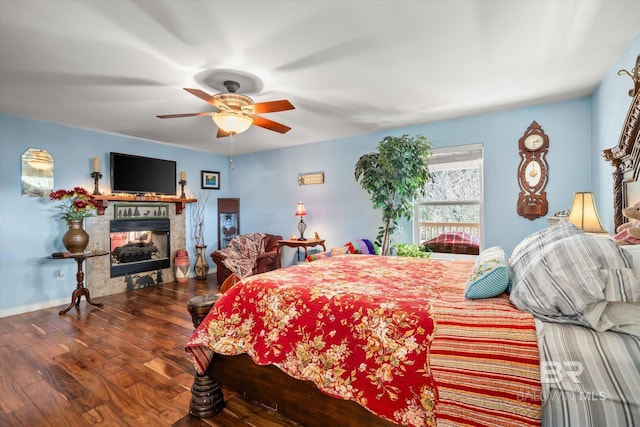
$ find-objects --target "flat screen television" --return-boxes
[110,152,176,195]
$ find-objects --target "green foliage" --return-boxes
[354,134,433,255]
[393,243,431,259]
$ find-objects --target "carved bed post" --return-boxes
[603,54,640,231]
[603,151,625,229]
[187,294,225,418]
[189,374,225,418]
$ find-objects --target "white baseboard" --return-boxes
[1,270,220,318]
[0,297,68,318]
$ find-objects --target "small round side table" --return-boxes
[187,294,221,328]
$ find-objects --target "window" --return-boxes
[415,144,483,252]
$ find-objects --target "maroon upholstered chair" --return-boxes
[211,233,282,284]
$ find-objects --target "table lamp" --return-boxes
[295,202,307,241]
[568,192,608,235]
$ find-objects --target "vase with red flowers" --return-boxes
[49,187,99,254]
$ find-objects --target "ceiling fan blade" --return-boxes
[156,112,212,119]
[252,115,292,133]
[183,88,227,110]
[246,99,295,114]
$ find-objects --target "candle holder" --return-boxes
[179,179,187,199]
[90,172,102,195]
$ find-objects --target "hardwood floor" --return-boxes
[0,276,299,426]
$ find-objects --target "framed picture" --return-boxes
[201,170,220,190]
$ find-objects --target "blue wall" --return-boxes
[0,116,228,315]
[1,31,637,316]
[230,98,592,267]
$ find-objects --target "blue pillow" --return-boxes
[465,246,510,299]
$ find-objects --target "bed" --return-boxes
[187,255,541,426]
[184,55,640,427]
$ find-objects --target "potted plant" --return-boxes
[393,243,431,259]
[49,187,99,254]
[354,134,433,256]
[191,191,211,280]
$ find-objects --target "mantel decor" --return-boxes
[91,156,102,195]
[114,203,170,220]
[179,170,187,199]
[92,195,197,215]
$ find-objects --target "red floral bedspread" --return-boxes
[185,255,541,427]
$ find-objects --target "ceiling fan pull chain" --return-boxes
[229,134,235,170]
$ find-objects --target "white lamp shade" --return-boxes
[212,112,253,134]
[568,192,607,234]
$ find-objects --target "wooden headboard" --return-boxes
[603,54,640,230]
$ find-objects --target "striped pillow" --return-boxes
[464,246,510,299]
[509,234,640,328]
[508,219,583,292]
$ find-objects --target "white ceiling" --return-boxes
[1,0,639,156]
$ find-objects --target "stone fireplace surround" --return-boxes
[84,201,188,298]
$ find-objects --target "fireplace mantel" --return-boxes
[93,195,197,215]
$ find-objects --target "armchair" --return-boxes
[211,233,283,284]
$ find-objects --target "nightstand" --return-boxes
[276,239,326,266]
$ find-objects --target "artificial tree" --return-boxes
[354,134,433,255]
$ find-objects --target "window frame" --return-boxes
[413,143,484,253]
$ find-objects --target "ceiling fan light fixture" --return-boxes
[212,111,253,134]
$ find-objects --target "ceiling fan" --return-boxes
[157,80,294,137]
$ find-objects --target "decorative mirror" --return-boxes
[21,148,53,197]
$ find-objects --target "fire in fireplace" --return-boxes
[110,219,170,277]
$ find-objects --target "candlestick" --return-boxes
[180,170,186,181]
[179,179,187,199]
[90,171,103,195]
[93,157,100,173]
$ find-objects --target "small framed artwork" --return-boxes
[201,170,220,190]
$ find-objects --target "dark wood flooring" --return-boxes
[0,276,299,426]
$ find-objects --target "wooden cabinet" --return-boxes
[218,198,239,249]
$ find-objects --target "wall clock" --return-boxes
[517,121,549,220]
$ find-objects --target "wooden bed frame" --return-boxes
[603,54,640,230]
[187,55,640,427]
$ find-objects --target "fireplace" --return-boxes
[110,218,170,277]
